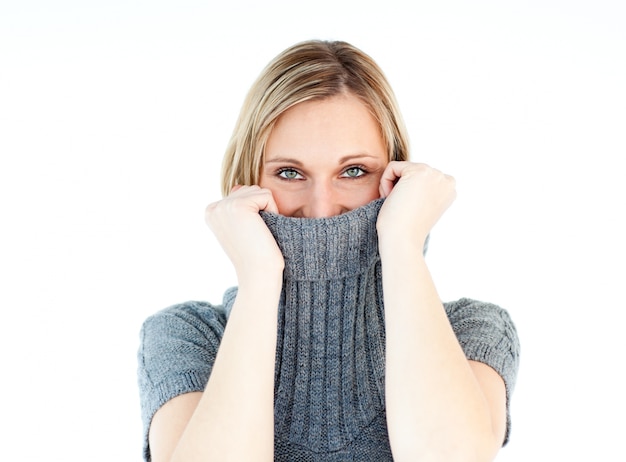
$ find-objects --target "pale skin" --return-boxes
[149,92,507,461]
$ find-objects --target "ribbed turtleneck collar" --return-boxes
[260,198,384,281]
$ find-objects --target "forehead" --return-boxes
[265,93,386,162]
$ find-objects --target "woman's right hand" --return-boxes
[150,185,282,462]
[205,185,284,282]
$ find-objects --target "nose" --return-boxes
[304,181,344,218]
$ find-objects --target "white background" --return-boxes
[1,1,624,460]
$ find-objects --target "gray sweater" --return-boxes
[137,198,520,461]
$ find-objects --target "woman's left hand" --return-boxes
[377,161,456,247]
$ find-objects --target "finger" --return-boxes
[379,162,398,198]
[379,161,416,197]
[259,188,280,214]
[232,186,279,215]
[229,184,259,196]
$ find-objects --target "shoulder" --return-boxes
[444,298,518,339]
[140,300,228,341]
[138,300,228,383]
[443,298,520,393]
[138,289,237,387]
[444,298,521,445]
[137,300,228,449]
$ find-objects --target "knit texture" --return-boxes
[137,198,520,461]
[260,198,391,458]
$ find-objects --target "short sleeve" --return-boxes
[137,301,227,461]
[443,298,520,445]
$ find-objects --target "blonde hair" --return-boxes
[221,40,409,196]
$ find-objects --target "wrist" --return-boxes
[237,264,283,282]
[233,271,282,296]
[377,231,428,258]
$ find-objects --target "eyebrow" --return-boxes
[264,157,304,166]
[264,154,381,165]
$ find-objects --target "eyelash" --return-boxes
[342,165,368,178]
[276,168,303,180]
[276,165,369,181]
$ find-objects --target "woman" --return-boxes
[137,40,520,462]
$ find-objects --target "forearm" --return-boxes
[170,273,282,462]
[380,241,499,461]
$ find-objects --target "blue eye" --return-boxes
[343,167,366,178]
[278,169,302,180]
